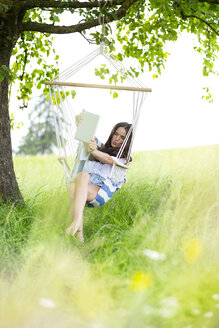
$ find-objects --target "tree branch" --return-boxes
[18,0,124,11]
[20,19,102,34]
[20,0,138,34]
[197,0,219,4]
[182,13,219,36]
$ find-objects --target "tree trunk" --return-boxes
[0,43,23,204]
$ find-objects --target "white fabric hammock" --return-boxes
[46,45,151,206]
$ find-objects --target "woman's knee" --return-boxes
[77,171,90,182]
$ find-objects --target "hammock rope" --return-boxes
[46,43,151,206]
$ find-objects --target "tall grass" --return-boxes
[0,145,219,328]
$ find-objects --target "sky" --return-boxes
[10,31,219,153]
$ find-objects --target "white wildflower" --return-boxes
[191,309,200,315]
[212,294,219,300]
[204,312,213,318]
[92,323,103,328]
[39,297,56,308]
[159,296,179,318]
[142,248,166,261]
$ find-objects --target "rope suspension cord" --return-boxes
[46,49,151,92]
[98,0,114,46]
[47,54,150,180]
[55,48,101,82]
[57,86,77,154]
[46,1,151,186]
[115,91,145,163]
[51,0,108,83]
[98,0,105,46]
[49,80,80,176]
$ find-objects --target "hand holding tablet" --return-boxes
[74,110,100,143]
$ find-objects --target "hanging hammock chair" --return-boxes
[45,44,152,207]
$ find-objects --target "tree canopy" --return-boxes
[0,0,219,203]
[1,0,219,102]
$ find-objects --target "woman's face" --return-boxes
[111,127,127,148]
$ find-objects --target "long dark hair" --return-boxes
[99,122,133,161]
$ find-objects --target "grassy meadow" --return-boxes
[0,145,219,328]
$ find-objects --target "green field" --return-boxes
[0,145,219,328]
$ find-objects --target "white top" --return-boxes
[83,157,126,179]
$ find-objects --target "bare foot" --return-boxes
[66,220,80,236]
[75,230,84,243]
[66,223,84,243]
[66,224,76,236]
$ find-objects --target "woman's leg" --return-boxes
[67,181,76,220]
[66,171,89,241]
[66,171,100,242]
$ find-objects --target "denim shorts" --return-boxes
[89,173,105,187]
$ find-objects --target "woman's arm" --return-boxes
[88,139,113,165]
[91,149,113,165]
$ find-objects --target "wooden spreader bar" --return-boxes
[45,81,152,93]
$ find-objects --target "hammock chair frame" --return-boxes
[46,44,152,207]
[45,81,152,93]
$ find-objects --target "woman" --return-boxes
[66,119,132,243]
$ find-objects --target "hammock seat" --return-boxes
[75,137,127,207]
[45,45,151,207]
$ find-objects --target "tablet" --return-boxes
[74,110,100,143]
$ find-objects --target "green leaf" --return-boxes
[37,82,42,89]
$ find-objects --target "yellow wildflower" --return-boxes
[182,237,203,263]
[129,271,153,291]
[87,310,96,317]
